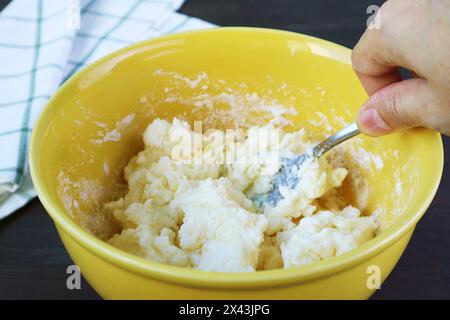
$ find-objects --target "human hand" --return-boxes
[352,0,450,136]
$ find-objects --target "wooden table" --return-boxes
[1,0,449,300]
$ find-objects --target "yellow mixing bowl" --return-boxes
[29,27,443,299]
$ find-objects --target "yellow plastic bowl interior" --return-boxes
[30,27,443,299]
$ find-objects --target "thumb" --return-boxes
[357,78,435,136]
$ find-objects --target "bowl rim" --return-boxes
[29,27,444,290]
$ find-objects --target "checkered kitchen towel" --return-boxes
[0,0,214,219]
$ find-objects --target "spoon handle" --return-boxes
[312,122,360,158]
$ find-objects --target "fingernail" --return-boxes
[358,107,392,136]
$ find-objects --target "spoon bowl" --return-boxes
[253,122,361,208]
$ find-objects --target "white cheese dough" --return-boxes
[103,118,378,272]
[277,206,377,268]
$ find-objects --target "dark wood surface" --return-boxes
[1,0,449,300]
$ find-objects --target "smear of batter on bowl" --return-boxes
[91,113,135,144]
[100,118,379,272]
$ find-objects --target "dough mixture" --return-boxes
[103,118,378,272]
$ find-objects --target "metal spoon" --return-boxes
[252,122,360,208]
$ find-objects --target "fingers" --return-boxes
[357,78,448,136]
[355,68,403,97]
[352,28,404,96]
[352,0,450,136]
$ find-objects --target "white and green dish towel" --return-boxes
[0,0,214,219]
